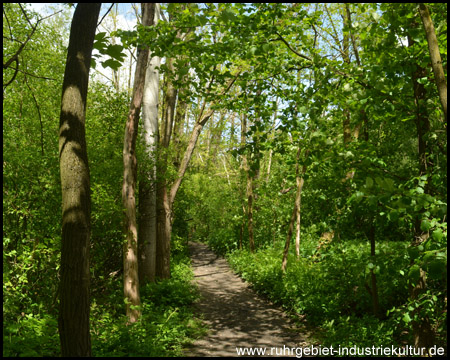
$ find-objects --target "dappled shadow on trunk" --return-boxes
[184,242,310,357]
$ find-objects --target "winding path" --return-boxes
[184,242,310,357]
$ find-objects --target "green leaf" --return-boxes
[402,313,412,323]
[431,228,443,242]
[388,210,399,222]
[427,259,446,280]
[408,247,420,261]
[94,32,107,41]
[366,177,374,189]
[105,44,125,61]
[408,264,420,283]
[420,219,432,232]
[102,59,122,71]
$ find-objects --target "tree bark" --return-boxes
[408,32,431,189]
[138,3,159,285]
[240,112,255,253]
[418,3,447,119]
[122,3,153,323]
[295,152,308,259]
[282,147,307,271]
[58,3,100,357]
[368,223,380,317]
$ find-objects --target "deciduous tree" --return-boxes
[58,3,100,356]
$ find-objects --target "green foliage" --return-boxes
[92,32,127,71]
[3,1,447,355]
[3,313,60,357]
[226,236,423,348]
[91,253,204,357]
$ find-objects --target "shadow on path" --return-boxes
[184,242,311,357]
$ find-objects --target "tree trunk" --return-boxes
[282,204,296,273]
[408,32,432,191]
[342,5,352,147]
[122,3,153,323]
[155,39,180,280]
[410,268,435,352]
[282,147,306,270]
[240,112,255,253]
[156,184,172,279]
[138,3,159,285]
[58,3,100,357]
[418,3,447,119]
[368,223,380,317]
[295,156,308,259]
[155,72,240,279]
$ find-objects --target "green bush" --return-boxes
[91,252,205,357]
[226,235,423,349]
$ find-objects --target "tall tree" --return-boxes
[418,3,447,119]
[138,3,159,285]
[122,3,153,323]
[58,3,100,357]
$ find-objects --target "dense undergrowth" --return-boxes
[224,233,447,353]
[3,244,204,357]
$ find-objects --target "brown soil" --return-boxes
[183,241,312,357]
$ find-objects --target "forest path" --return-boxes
[183,241,311,357]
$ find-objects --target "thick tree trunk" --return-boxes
[418,3,447,119]
[122,3,153,323]
[58,3,100,357]
[139,3,159,285]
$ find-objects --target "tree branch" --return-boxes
[275,32,312,62]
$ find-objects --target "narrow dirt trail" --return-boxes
[184,242,310,357]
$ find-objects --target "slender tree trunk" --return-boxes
[241,112,255,253]
[282,204,296,273]
[139,3,159,285]
[155,35,180,280]
[346,3,369,142]
[282,147,306,270]
[122,3,153,323]
[368,224,380,317]
[265,98,278,183]
[407,21,436,350]
[342,5,351,147]
[418,3,447,119]
[246,169,255,252]
[58,3,100,357]
[408,33,432,191]
[156,184,172,279]
[155,71,240,279]
[295,152,308,259]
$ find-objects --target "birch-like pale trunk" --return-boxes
[139,3,160,285]
[122,3,153,323]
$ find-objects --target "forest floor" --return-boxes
[183,242,313,357]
